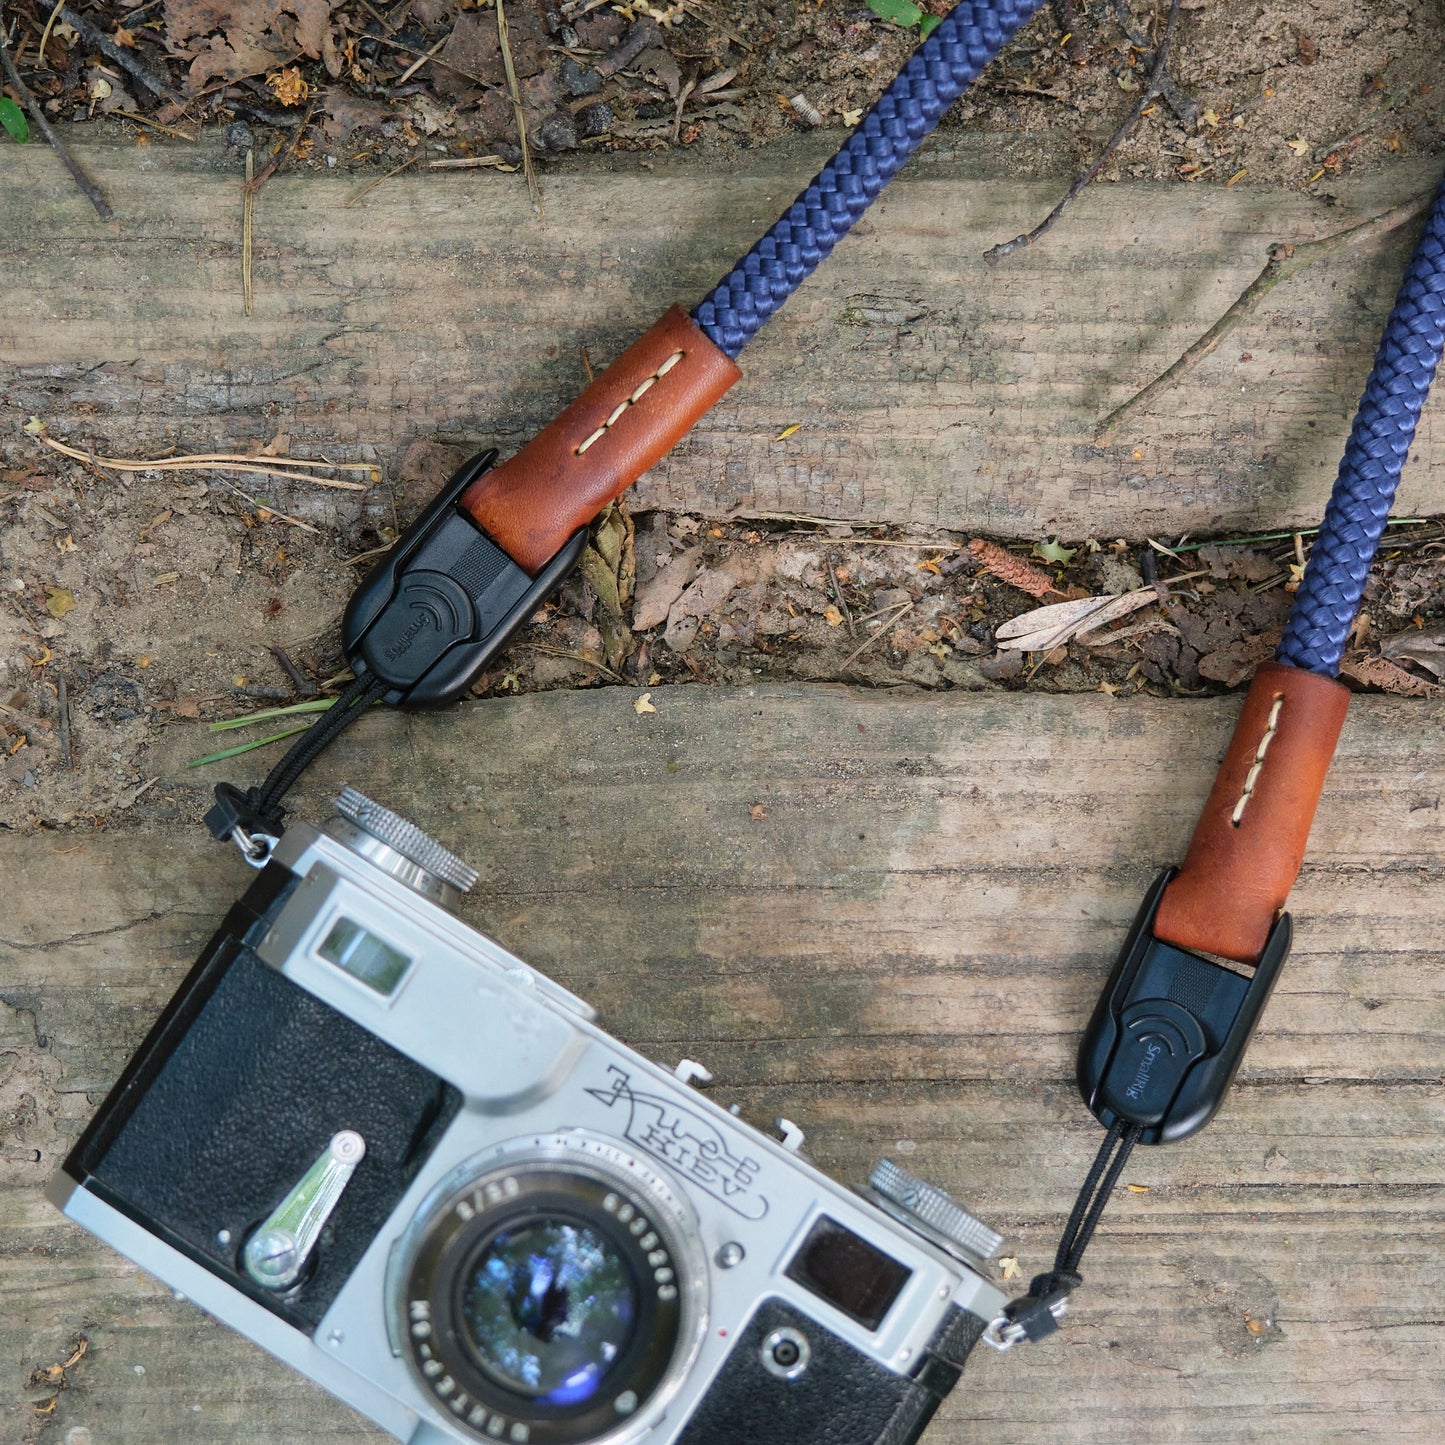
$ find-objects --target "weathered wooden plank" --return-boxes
[2,141,1442,540]
[3,686,1443,1441]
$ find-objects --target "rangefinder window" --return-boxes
[785,1215,912,1330]
[318,916,412,996]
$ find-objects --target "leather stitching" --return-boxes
[574,349,686,456]
[1229,693,1285,827]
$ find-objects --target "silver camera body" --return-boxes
[51,792,1006,1445]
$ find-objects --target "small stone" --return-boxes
[561,57,601,96]
[535,112,578,152]
[575,101,614,138]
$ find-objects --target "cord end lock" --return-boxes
[342,449,586,707]
[1077,871,1291,1144]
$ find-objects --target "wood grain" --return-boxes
[2,140,1443,541]
[4,685,1442,1442]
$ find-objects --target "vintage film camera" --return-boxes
[50,789,1008,1445]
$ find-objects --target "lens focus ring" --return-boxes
[398,1137,702,1445]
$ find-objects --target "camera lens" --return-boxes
[458,1214,639,1406]
[401,1138,705,1445]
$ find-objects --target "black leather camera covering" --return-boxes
[676,1297,985,1445]
[64,863,463,1332]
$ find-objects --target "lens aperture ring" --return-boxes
[401,1139,700,1445]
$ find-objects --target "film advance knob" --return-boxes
[334,787,479,894]
[869,1159,1004,1265]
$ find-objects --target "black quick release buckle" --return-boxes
[342,450,587,706]
[1077,870,1291,1145]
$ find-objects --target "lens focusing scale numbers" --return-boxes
[243,1131,366,1291]
[1078,872,1293,1144]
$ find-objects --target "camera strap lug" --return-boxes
[206,782,285,866]
[982,1292,1069,1352]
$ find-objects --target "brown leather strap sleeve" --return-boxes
[1153,662,1351,965]
[458,305,742,574]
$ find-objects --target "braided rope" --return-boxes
[1279,177,1445,676]
[693,0,1044,357]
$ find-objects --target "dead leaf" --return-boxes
[323,92,392,141]
[156,698,203,718]
[44,587,75,619]
[632,547,703,630]
[998,1256,1021,1280]
[1340,654,1441,698]
[996,590,1157,653]
[1380,627,1445,680]
[667,567,739,625]
[634,692,657,715]
[1197,631,1279,688]
[823,605,844,627]
[1195,544,1277,583]
[166,0,335,91]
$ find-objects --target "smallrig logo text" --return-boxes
[384,612,431,663]
[1125,1041,1164,1102]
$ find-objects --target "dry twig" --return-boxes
[839,601,913,672]
[36,0,64,68]
[0,17,112,219]
[1054,0,1088,65]
[246,95,319,193]
[985,0,1181,263]
[1095,192,1433,440]
[496,0,542,215]
[111,110,196,141]
[428,155,508,169]
[344,154,421,207]
[242,148,255,315]
[1110,0,1197,125]
[59,5,178,101]
[34,433,375,489]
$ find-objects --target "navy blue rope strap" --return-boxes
[693,0,1044,358]
[1279,175,1445,676]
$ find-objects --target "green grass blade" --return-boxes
[188,723,312,768]
[207,698,336,733]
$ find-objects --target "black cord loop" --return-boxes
[205,672,388,844]
[1000,1120,1142,1344]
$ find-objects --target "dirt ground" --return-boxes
[4,0,1445,184]
[2,0,1444,835]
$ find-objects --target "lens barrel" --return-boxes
[401,1141,698,1445]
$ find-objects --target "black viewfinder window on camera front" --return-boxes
[784,1215,912,1330]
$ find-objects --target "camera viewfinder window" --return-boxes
[784,1215,912,1330]
[318,917,412,996]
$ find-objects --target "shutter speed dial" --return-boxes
[328,787,478,909]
